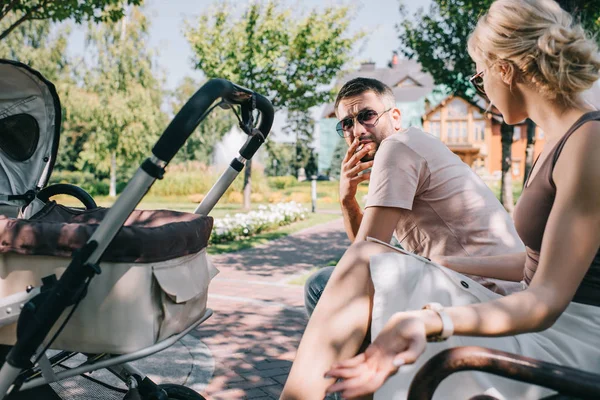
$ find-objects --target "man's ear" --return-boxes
[391,107,402,130]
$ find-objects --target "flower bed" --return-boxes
[210,201,308,244]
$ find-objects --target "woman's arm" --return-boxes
[433,252,526,282]
[325,123,600,399]
[437,122,600,336]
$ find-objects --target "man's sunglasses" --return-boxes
[336,108,391,138]
[469,70,486,97]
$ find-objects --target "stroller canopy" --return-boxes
[0,60,60,206]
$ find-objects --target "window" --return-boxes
[446,99,468,118]
[459,121,467,141]
[538,129,545,139]
[429,121,441,137]
[473,109,483,119]
[512,161,521,177]
[513,126,522,141]
[474,120,486,141]
[430,111,441,120]
[447,121,456,140]
[446,121,467,142]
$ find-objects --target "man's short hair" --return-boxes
[334,77,395,115]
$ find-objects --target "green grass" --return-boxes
[53,194,326,216]
[207,212,341,255]
[52,178,353,213]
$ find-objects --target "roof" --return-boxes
[322,59,436,118]
[423,94,504,123]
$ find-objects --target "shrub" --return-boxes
[188,193,205,203]
[149,161,272,198]
[267,176,297,190]
[210,202,308,244]
[250,193,264,203]
[268,192,283,203]
[287,192,311,203]
[49,171,109,197]
[227,191,244,204]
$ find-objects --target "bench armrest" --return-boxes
[407,346,600,400]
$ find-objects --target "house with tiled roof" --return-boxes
[422,95,546,180]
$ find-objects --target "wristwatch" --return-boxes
[422,302,454,342]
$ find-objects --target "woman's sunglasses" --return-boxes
[469,70,486,97]
[336,108,391,138]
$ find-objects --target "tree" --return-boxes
[556,0,600,36]
[170,77,236,165]
[305,149,318,179]
[328,137,347,180]
[284,109,315,178]
[0,0,142,41]
[78,7,166,196]
[399,0,600,210]
[0,16,91,173]
[264,141,295,176]
[396,0,522,209]
[0,17,70,82]
[185,0,363,208]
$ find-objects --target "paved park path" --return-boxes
[195,215,348,399]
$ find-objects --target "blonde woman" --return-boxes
[280,0,600,399]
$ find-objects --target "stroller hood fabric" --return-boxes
[0,60,60,206]
[0,202,214,263]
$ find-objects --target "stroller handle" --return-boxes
[152,78,274,163]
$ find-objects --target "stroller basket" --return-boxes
[0,202,218,354]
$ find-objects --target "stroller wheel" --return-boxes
[157,384,207,400]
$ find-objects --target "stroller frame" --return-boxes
[0,75,274,399]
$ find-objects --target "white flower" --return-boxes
[210,201,309,244]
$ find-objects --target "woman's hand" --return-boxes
[324,312,428,399]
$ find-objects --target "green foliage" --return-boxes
[556,0,600,38]
[397,0,600,208]
[264,141,296,176]
[285,109,315,175]
[398,0,492,99]
[185,1,360,111]
[57,85,102,171]
[305,149,318,178]
[267,176,297,190]
[49,170,109,197]
[184,0,363,203]
[77,8,166,185]
[0,0,142,41]
[328,136,347,180]
[208,212,341,255]
[148,162,271,197]
[398,1,600,100]
[0,17,70,82]
[0,17,92,173]
[170,76,236,164]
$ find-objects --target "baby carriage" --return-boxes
[0,59,274,399]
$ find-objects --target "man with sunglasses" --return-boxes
[305,77,524,317]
